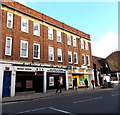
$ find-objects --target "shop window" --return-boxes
[68,51,72,64]
[57,48,62,62]
[48,46,54,61]
[33,22,40,36]
[81,39,84,49]
[48,27,53,40]
[7,12,13,28]
[56,30,62,43]
[74,52,78,64]
[5,37,12,56]
[33,43,40,59]
[21,17,28,33]
[67,35,71,45]
[73,37,77,47]
[20,40,28,58]
[82,54,86,65]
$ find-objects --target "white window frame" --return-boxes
[74,52,78,64]
[33,43,40,59]
[21,17,28,33]
[20,40,28,58]
[81,39,84,49]
[57,48,62,62]
[68,51,72,64]
[73,37,77,47]
[67,35,71,45]
[48,27,53,40]
[33,22,40,36]
[48,46,54,61]
[85,41,89,50]
[5,37,12,56]
[56,30,61,43]
[86,55,90,66]
[82,54,86,65]
[7,12,13,28]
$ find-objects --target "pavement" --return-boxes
[1,85,118,104]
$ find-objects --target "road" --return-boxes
[2,86,120,115]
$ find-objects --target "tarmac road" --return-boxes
[2,86,120,115]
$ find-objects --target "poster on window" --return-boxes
[26,80,33,88]
[68,74,72,87]
[79,76,85,85]
[59,76,63,85]
[49,76,54,86]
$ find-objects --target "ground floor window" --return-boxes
[47,73,66,90]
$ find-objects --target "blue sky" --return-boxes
[26,2,118,41]
[15,1,118,58]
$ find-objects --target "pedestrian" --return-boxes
[73,78,77,91]
[91,79,95,89]
[56,79,62,93]
[84,79,88,88]
[104,79,108,88]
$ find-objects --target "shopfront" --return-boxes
[46,68,66,90]
[68,69,94,89]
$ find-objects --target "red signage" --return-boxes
[5,67,10,70]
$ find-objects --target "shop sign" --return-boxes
[47,69,65,73]
[66,66,72,70]
[15,67,34,71]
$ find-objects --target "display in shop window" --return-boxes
[59,76,63,85]
[16,82,21,87]
[68,75,72,87]
[49,76,54,86]
[26,80,33,88]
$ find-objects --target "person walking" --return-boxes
[91,79,95,89]
[73,78,77,90]
[56,79,62,93]
[84,79,88,88]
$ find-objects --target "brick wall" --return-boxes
[1,1,93,68]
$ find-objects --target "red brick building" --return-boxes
[0,0,93,97]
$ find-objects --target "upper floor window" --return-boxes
[48,27,53,40]
[33,43,40,59]
[85,41,89,50]
[74,52,78,64]
[81,39,84,49]
[82,54,86,65]
[73,37,77,47]
[57,48,62,62]
[5,37,12,56]
[7,12,13,28]
[86,55,90,66]
[56,30,61,43]
[20,40,28,58]
[33,22,40,36]
[68,51,72,64]
[21,17,28,33]
[67,35,71,45]
[48,46,54,61]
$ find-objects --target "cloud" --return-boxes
[91,31,118,58]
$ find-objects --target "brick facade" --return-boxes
[1,1,92,68]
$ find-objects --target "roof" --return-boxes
[92,51,120,72]
[106,51,120,72]
[92,56,105,69]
